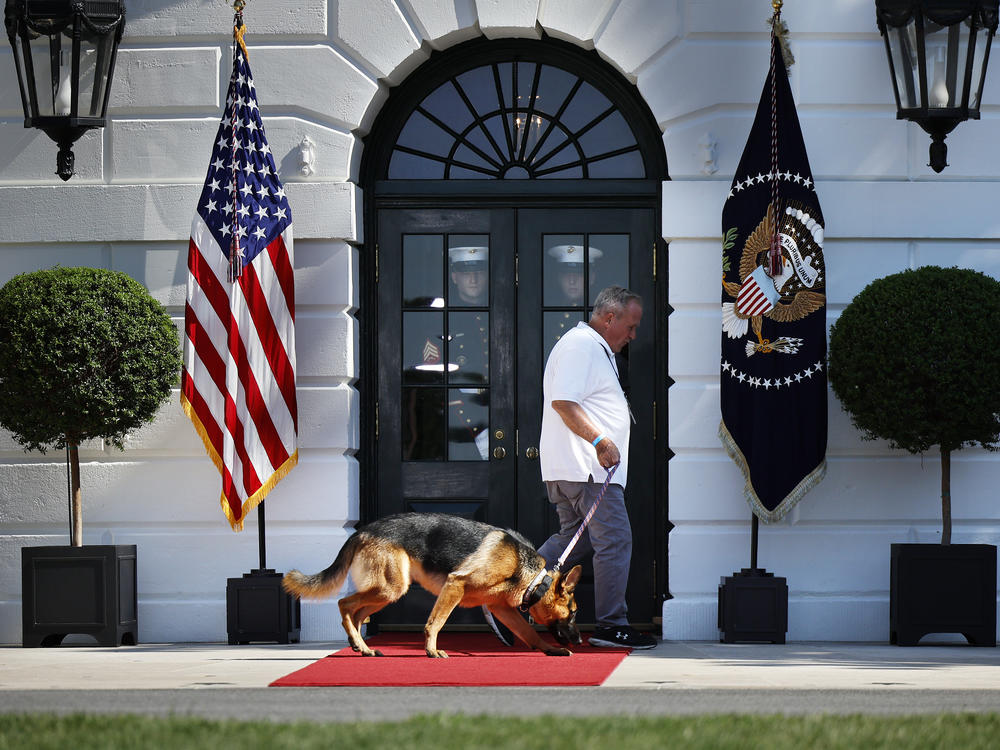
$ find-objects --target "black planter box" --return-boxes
[226,569,300,644]
[21,545,138,647]
[718,567,788,644]
[890,543,997,647]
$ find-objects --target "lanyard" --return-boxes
[603,347,636,425]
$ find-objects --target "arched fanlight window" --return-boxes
[386,53,648,180]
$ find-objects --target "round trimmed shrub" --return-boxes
[828,265,1000,543]
[0,267,181,450]
[0,267,181,543]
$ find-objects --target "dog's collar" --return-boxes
[520,569,553,611]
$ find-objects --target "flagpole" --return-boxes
[209,0,300,643]
[718,0,798,643]
[257,501,267,571]
[748,0,777,576]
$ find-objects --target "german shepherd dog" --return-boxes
[283,512,583,658]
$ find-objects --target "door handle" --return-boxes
[493,446,506,459]
[525,447,539,460]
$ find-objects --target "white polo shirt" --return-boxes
[539,322,631,487]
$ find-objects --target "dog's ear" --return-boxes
[560,565,583,595]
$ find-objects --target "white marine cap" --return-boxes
[448,246,488,269]
[547,244,603,266]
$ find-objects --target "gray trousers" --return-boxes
[536,479,631,628]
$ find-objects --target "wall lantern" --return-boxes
[5,0,126,180]
[876,0,998,172]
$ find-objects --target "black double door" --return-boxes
[374,205,659,627]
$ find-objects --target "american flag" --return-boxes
[181,42,298,531]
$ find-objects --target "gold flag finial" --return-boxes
[769,0,794,69]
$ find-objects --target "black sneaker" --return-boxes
[589,626,657,649]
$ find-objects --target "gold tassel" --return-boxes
[233,0,249,60]
[234,20,249,60]
[719,420,826,523]
[231,451,299,532]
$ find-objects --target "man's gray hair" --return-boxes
[591,285,642,318]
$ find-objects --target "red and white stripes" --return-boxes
[182,214,297,531]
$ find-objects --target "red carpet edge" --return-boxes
[269,632,630,687]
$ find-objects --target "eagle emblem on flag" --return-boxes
[722,200,826,358]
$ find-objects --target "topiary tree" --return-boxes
[828,266,1000,545]
[0,267,181,547]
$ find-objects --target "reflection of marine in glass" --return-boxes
[447,246,489,381]
[402,336,445,461]
[408,315,488,383]
[401,340,488,461]
[449,245,488,306]
[449,387,489,461]
[447,308,489,461]
[449,309,489,384]
[546,244,603,357]
[547,243,603,306]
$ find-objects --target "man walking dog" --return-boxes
[537,285,656,649]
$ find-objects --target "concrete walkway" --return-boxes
[1,639,999,719]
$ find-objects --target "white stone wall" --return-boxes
[1,0,998,644]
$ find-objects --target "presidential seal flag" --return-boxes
[181,12,298,531]
[719,17,826,522]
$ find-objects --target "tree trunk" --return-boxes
[940,446,951,546]
[69,443,82,547]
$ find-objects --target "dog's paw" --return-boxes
[426,649,449,658]
[545,647,573,656]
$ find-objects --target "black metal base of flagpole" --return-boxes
[225,503,299,644]
[226,568,300,645]
[718,568,788,644]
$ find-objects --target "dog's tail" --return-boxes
[282,532,361,600]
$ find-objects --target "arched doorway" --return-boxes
[359,36,669,629]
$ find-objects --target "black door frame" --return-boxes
[358,36,671,616]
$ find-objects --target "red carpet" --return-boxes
[270,632,630,687]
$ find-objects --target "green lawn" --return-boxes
[2,713,1000,750]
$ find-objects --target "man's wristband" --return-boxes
[591,434,606,447]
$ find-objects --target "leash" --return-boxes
[481,605,514,647]
[553,463,618,573]
[519,464,619,614]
